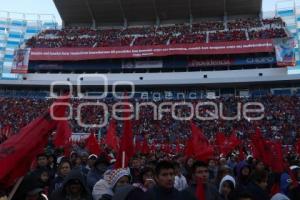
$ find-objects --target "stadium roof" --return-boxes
[53,0,262,26]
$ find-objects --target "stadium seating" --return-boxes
[0,92,299,147]
[26,17,287,48]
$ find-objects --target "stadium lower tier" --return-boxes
[1,92,299,147]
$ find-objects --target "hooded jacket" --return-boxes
[50,169,92,200]
[271,193,290,200]
[218,175,236,193]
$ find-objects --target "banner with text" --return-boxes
[274,37,296,67]
[188,56,276,67]
[29,39,274,61]
[11,48,31,74]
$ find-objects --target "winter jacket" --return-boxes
[50,169,92,200]
[147,185,196,200]
[183,182,222,200]
[87,168,105,191]
[243,181,269,200]
[112,185,145,200]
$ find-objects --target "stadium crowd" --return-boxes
[26,17,287,48]
[0,95,299,146]
[0,91,300,199]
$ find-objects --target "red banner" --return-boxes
[29,39,274,61]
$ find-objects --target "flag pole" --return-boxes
[8,177,24,200]
[122,151,125,168]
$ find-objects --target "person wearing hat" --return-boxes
[92,168,131,200]
[218,175,236,200]
[87,154,98,170]
[50,169,92,200]
[235,161,252,192]
[87,156,110,191]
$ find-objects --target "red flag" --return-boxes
[105,119,119,152]
[54,120,72,147]
[268,141,284,173]
[115,98,134,168]
[0,99,68,188]
[216,133,240,157]
[86,133,101,155]
[238,144,246,161]
[189,122,214,162]
[250,128,265,161]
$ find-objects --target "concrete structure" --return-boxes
[0,11,57,79]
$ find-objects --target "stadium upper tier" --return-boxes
[53,0,262,26]
[26,17,287,48]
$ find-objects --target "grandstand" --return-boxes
[0,0,297,86]
[274,0,300,73]
[0,11,58,79]
[1,1,300,199]
[0,0,299,139]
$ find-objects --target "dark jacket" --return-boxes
[243,181,269,200]
[87,168,104,191]
[50,169,92,200]
[12,168,50,200]
[49,175,64,195]
[289,185,300,200]
[112,185,145,200]
[145,185,193,200]
[182,183,222,200]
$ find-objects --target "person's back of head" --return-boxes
[251,170,268,190]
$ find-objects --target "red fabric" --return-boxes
[0,99,67,188]
[269,141,284,173]
[185,138,194,157]
[105,119,119,152]
[250,128,265,161]
[86,133,101,155]
[238,144,246,161]
[270,183,280,197]
[296,139,300,155]
[196,178,206,200]
[115,99,134,168]
[54,120,72,147]
[215,132,240,157]
[63,139,73,157]
[190,122,214,162]
[175,141,181,154]
[251,129,284,173]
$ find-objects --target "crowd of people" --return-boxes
[1,90,300,199]
[0,94,299,147]
[1,138,300,200]
[26,17,287,48]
